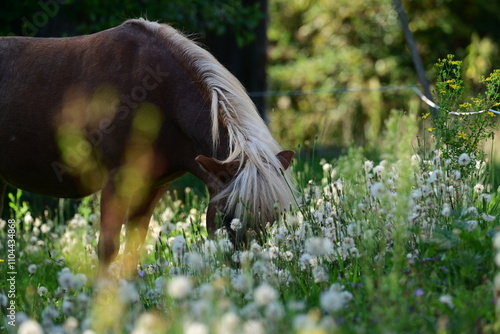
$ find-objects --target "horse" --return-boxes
[0,19,296,277]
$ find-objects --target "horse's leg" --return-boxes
[97,173,130,277]
[121,183,169,278]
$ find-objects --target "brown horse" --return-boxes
[0,19,295,277]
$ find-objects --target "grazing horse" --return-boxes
[0,19,295,277]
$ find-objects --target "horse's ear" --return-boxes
[195,155,241,183]
[277,150,295,170]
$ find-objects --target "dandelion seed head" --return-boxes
[458,153,471,166]
[364,160,374,172]
[254,283,277,306]
[18,319,43,334]
[230,218,243,231]
[168,276,192,299]
[439,294,454,308]
[305,237,333,257]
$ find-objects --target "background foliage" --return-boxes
[267,0,500,148]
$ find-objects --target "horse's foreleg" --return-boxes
[122,183,169,278]
[97,175,130,277]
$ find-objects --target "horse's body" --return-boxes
[0,19,295,277]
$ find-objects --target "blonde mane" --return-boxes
[131,19,296,227]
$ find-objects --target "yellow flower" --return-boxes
[449,84,459,90]
[459,102,472,109]
[422,112,430,119]
[458,132,467,140]
[488,111,496,117]
[427,127,435,132]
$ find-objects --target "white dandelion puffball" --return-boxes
[254,283,277,306]
[168,276,192,299]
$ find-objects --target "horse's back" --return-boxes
[0,22,178,197]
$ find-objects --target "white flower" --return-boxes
[481,213,496,222]
[439,294,454,308]
[364,160,374,172]
[312,266,329,283]
[411,154,421,166]
[465,220,478,232]
[171,235,186,256]
[119,283,140,304]
[230,218,243,231]
[254,283,277,306]
[370,182,385,197]
[28,264,37,274]
[219,312,241,334]
[242,320,264,334]
[481,193,493,203]
[458,153,471,166]
[154,276,167,294]
[474,184,485,194]
[18,319,43,334]
[305,237,333,257]
[373,165,385,178]
[320,285,352,313]
[441,203,451,217]
[37,287,48,297]
[185,322,209,334]
[322,163,333,173]
[168,276,192,299]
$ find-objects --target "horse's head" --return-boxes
[195,150,295,242]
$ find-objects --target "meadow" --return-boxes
[1,58,500,333]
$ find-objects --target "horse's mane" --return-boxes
[129,19,295,227]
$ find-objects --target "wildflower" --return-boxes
[230,218,243,231]
[119,283,140,304]
[185,322,209,334]
[202,240,217,255]
[347,223,361,237]
[305,237,333,257]
[481,193,493,203]
[219,312,241,334]
[322,163,332,173]
[458,132,467,140]
[411,154,421,166]
[232,274,252,293]
[465,220,478,232]
[37,286,48,297]
[254,283,277,306]
[422,112,430,119]
[373,165,385,178]
[481,213,496,222]
[168,276,192,299]
[364,160,374,173]
[370,182,385,197]
[28,264,37,275]
[18,319,43,334]
[414,288,424,297]
[320,284,352,313]
[474,183,485,194]
[62,297,74,315]
[458,153,471,166]
[312,266,329,283]
[441,203,451,217]
[24,212,34,225]
[439,295,454,308]
[154,276,167,294]
[58,268,75,291]
[242,320,264,334]
[264,301,284,321]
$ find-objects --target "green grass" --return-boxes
[0,110,499,334]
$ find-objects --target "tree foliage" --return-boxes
[0,0,262,46]
[267,0,500,148]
